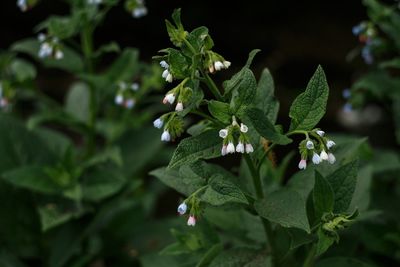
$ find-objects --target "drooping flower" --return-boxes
[124,99,135,109]
[306,140,314,150]
[221,145,227,156]
[187,215,196,226]
[326,140,336,149]
[245,143,254,153]
[226,142,235,154]
[114,94,124,105]
[163,93,176,104]
[153,118,163,129]
[328,153,336,164]
[320,150,329,161]
[316,130,325,137]
[219,129,228,138]
[236,142,245,153]
[161,130,171,142]
[298,159,307,170]
[55,50,64,60]
[17,0,28,11]
[160,60,169,68]
[132,6,148,18]
[312,152,321,164]
[177,202,187,215]
[175,102,184,111]
[240,123,248,133]
[214,61,224,71]
[131,83,140,91]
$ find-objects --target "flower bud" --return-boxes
[328,153,336,164]
[298,159,307,170]
[316,130,325,137]
[223,61,231,68]
[306,140,314,150]
[175,102,184,111]
[326,140,336,149]
[55,50,64,60]
[163,93,176,105]
[240,123,248,133]
[114,94,124,105]
[131,83,140,91]
[166,73,173,83]
[214,61,224,71]
[124,99,135,109]
[312,152,321,164]
[161,130,171,142]
[236,142,245,153]
[227,142,235,154]
[219,129,228,138]
[320,150,329,161]
[245,143,254,153]
[221,145,227,156]
[177,202,187,215]
[160,60,169,69]
[153,118,163,129]
[187,215,196,226]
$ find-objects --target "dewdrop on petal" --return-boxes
[226,142,235,154]
[153,118,163,129]
[245,143,254,153]
[161,130,171,142]
[298,159,307,170]
[187,215,196,226]
[219,129,228,138]
[236,142,245,153]
[328,153,336,164]
[177,202,187,215]
[326,140,336,149]
[312,152,321,164]
[320,150,329,161]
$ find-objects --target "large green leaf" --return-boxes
[201,174,248,206]
[10,59,37,82]
[255,188,310,233]
[209,248,268,267]
[326,160,359,213]
[208,100,231,124]
[313,171,334,220]
[65,82,90,122]
[315,257,375,267]
[255,68,280,124]
[168,129,221,169]
[289,65,329,131]
[38,205,85,232]
[245,107,292,145]
[230,68,257,112]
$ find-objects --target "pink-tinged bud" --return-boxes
[175,102,184,111]
[298,159,307,170]
[187,215,196,226]
[236,142,245,153]
[245,143,254,153]
[163,93,175,105]
[221,145,227,156]
[328,153,336,164]
[226,142,235,154]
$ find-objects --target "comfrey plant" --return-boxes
[347,0,400,144]
[151,9,362,266]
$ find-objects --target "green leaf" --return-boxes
[315,257,375,267]
[313,171,334,220]
[208,100,231,124]
[65,82,90,122]
[196,243,223,267]
[168,129,221,169]
[187,26,212,52]
[209,248,268,267]
[0,251,29,267]
[255,188,310,232]
[326,160,359,213]
[104,48,139,83]
[168,48,191,79]
[349,165,372,212]
[12,38,84,73]
[393,95,400,144]
[289,65,329,131]
[255,68,279,124]
[10,59,37,82]
[244,49,261,68]
[201,174,248,206]
[179,85,204,117]
[230,68,257,111]
[82,168,126,202]
[38,204,85,232]
[81,146,123,169]
[38,15,80,39]
[150,167,205,196]
[2,165,60,194]
[93,41,120,58]
[245,107,292,145]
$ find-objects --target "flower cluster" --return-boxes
[297,129,336,170]
[125,0,148,18]
[160,60,173,83]
[114,81,139,109]
[37,33,64,60]
[205,51,231,74]
[153,113,184,142]
[352,22,379,65]
[176,192,202,227]
[219,118,253,156]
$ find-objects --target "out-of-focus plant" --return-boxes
[0,0,176,266]
[348,0,400,144]
[146,9,376,267]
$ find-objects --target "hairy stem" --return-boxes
[243,154,279,267]
[303,244,317,267]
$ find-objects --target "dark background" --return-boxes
[1,0,395,148]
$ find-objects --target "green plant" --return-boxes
[149,9,373,267]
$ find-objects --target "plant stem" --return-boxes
[303,244,317,267]
[202,71,223,101]
[257,143,276,171]
[81,20,97,156]
[243,154,279,267]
